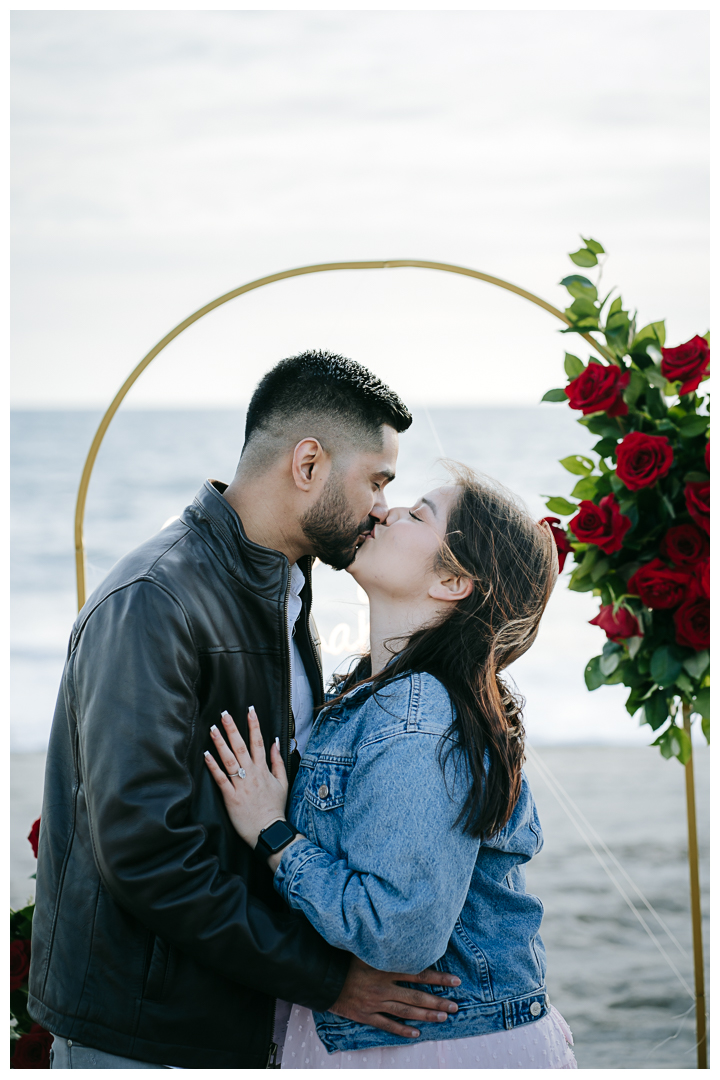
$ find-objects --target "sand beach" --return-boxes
[12,745,708,1069]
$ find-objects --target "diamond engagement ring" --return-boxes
[228,767,246,780]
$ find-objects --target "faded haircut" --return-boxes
[239,350,412,470]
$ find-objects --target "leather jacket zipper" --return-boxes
[266,995,279,1068]
[283,570,294,763]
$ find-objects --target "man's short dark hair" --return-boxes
[241,350,412,468]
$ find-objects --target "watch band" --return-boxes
[254,819,299,859]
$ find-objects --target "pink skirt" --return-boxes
[281,1003,577,1069]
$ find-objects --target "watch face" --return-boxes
[262,820,295,852]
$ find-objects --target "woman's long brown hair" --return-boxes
[327,464,558,841]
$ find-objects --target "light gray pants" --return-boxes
[50,1036,169,1069]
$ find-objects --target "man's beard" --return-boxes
[300,472,374,571]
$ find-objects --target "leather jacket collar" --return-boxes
[182,479,314,600]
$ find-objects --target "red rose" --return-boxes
[589,604,642,642]
[10,939,31,991]
[627,558,690,609]
[705,440,710,473]
[11,1024,53,1069]
[661,334,710,395]
[660,523,709,567]
[615,432,673,491]
[28,817,40,859]
[565,363,630,417]
[685,481,710,535]
[539,516,572,572]
[697,558,710,599]
[569,494,632,554]
[674,597,710,651]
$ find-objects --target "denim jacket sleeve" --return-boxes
[274,712,481,973]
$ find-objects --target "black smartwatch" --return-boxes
[255,819,299,860]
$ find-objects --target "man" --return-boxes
[29,352,460,1068]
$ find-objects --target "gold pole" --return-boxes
[683,703,707,1068]
[73,258,614,608]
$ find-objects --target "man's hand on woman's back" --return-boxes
[330,956,460,1039]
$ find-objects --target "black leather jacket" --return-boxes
[28,480,350,1068]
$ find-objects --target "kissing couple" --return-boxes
[29,351,576,1069]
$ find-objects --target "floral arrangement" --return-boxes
[541,238,710,762]
[10,819,52,1069]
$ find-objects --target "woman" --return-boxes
[204,467,577,1069]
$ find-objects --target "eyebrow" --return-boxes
[374,469,396,482]
[420,496,438,516]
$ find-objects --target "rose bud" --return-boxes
[589,604,642,642]
[569,494,632,555]
[565,363,630,417]
[615,432,673,491]
[661,334,710,395]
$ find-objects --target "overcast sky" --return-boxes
[11,9,709,408]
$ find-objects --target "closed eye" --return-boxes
[409,510,423,522]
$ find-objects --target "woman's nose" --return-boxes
[383,506,406,526]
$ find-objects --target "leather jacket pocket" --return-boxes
[143,934,173,1002]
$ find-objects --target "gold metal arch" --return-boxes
[74,258,613,610]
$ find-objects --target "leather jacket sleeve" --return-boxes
[72,579,349,1011]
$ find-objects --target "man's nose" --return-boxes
[371,490,390,523]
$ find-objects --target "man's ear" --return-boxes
[428,574,474,604]
[291,438,327,491]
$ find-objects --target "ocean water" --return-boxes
[11,404,653,753]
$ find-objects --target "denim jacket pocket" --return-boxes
[304,759,352,811]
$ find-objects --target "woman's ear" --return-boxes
[428,573,473,604]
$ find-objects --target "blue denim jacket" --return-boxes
[274,672,549,1053]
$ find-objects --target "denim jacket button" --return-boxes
[318,784,329,799]
[530,1001,542,1017]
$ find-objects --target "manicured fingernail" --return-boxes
[210,725,219,735]
[249,705,256,715]
[275,737,280,750]
[204,751,211,759]
[221,710,231,721]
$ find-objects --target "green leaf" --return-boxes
[569,248,598,268]
[571,476,598,500]
[568,297,599,320]
[677,414,710,438]
[600,651,621,676]
[584,656,606,691]
[684,470,709,483]
[592,437,618,459]
[644,365,669,391]
[693,687,710,720]
[559,454,594,476]
[626,635,643,661]
[654,724,692,764]
[568,571,598,592]
[675,672,695,696]
[582,236,605,255]
[650,645,683,687]
[623,368,647,408]
[631,321,666,352]
[590,557,610,583]
[683,651,709,680]
[643,690,669,730]
[572,548,598,580]
[701,716,710,743]
[560,278,598,303]
[541,388,568,403]
[564,352,586,378]
[544,496,577,516]
[583,415,622,437]
[608,296,623,317]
